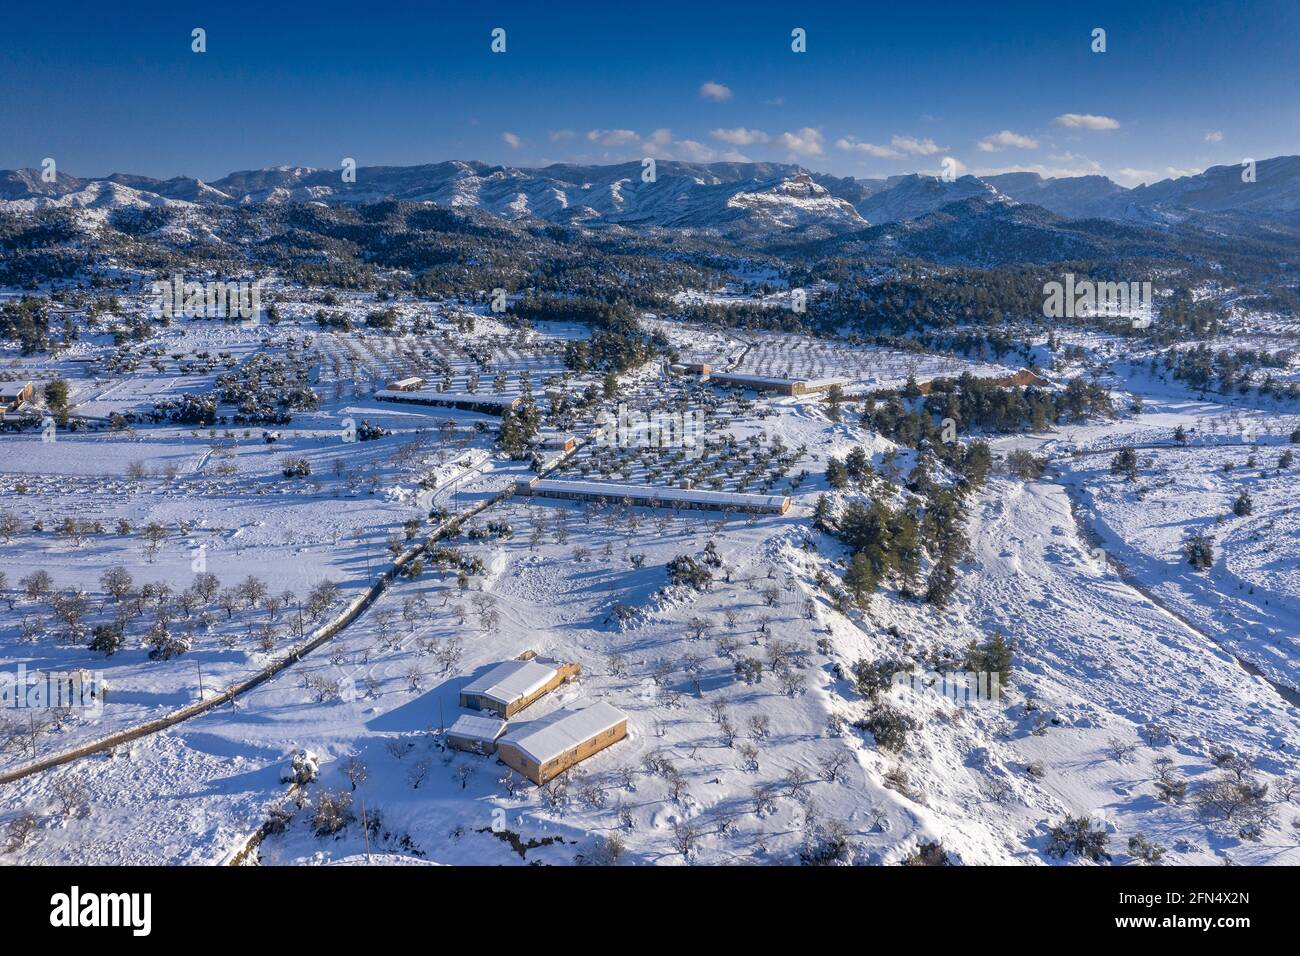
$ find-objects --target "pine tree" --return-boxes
[1110,448,1138,481]
[924,558,958,607]
[843,552,878,608]
[825,457,849,490]
[812,495,835,533]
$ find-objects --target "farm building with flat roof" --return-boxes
[707,372,848,397]
[514,477,790,515]
[497,700,629,784]
[387,376,425,392]
[446,714,508,754]
[0,381,34,411]
[374,389,523,415]
[458,659,580,718]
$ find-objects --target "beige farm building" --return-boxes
[446,714,508,754]
[0,381,34,414]
[497,700,629,784]
[514,477,791,515]
[374,388,523,416]
[706,372,848,397]
[458,659,580,718]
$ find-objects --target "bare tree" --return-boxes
[822,750,852,783]
[670,819,700,859]
[3,812,38,853]
[51,776,90,819]
[341,754,368,791]
[407,756,434,789]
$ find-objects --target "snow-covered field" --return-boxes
[2,291,1298,868]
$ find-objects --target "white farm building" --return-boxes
[497,700,629,784]
[458,659,580,718]
[514,477,791,515]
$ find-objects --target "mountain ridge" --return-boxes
[3,156,1297,234]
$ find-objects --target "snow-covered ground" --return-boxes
[2,293,1298,867]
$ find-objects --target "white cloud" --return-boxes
[976,158,1105,180]
[711,127,770,145]
[548,130,575,142]
[777,128,824,156]
[1052,113,1121,130]
[890,135,946,156]
[1115,167,1156,186]
[977,129,1039,152]
[699,81,733,102]
[834,134,945,159]
[668,139,718,162]
[586,128,640,146]
[1165,165,1202,179]
[1204,130,1224,143]
[835,137,901,158]
[637,129,729,163]
[501,131,521,149]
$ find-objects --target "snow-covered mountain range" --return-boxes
[3,156,1297,234]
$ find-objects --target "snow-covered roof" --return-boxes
[709,372,849,389]
[447,714,507,743]
[708,372,801,386]
[461,660,558,706]
[499,700,627,765]
[526,478,789,512]
[375,389,522,406]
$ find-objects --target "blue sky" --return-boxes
[1,0,1296,186]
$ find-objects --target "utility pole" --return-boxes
[360,800,372,864]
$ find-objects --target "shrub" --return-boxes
[312,788,353,836]
[1045,815,1111,862]
[902,840,950,866]
[1005,450,1046,479]
[281,457,311,478]
[666,554,712,590]
[1194,772,1273,834]
[88,622,125,657]
[1127,834,1167,865]
[855,704,915,753]
[850,657,905,700]
[1110,448,1139,481]
[1184,531,1215,571]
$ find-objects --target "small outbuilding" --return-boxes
[0,381,34,411]
[388,376,425,392]
[497,700,629,784]
[446,714,508,754]
[539,432,577,453]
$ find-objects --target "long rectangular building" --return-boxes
[458,659,581,717]
[497,700,629,784]
[706,372,848,397]
[514,477,790,515]
[374,389,522,415]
